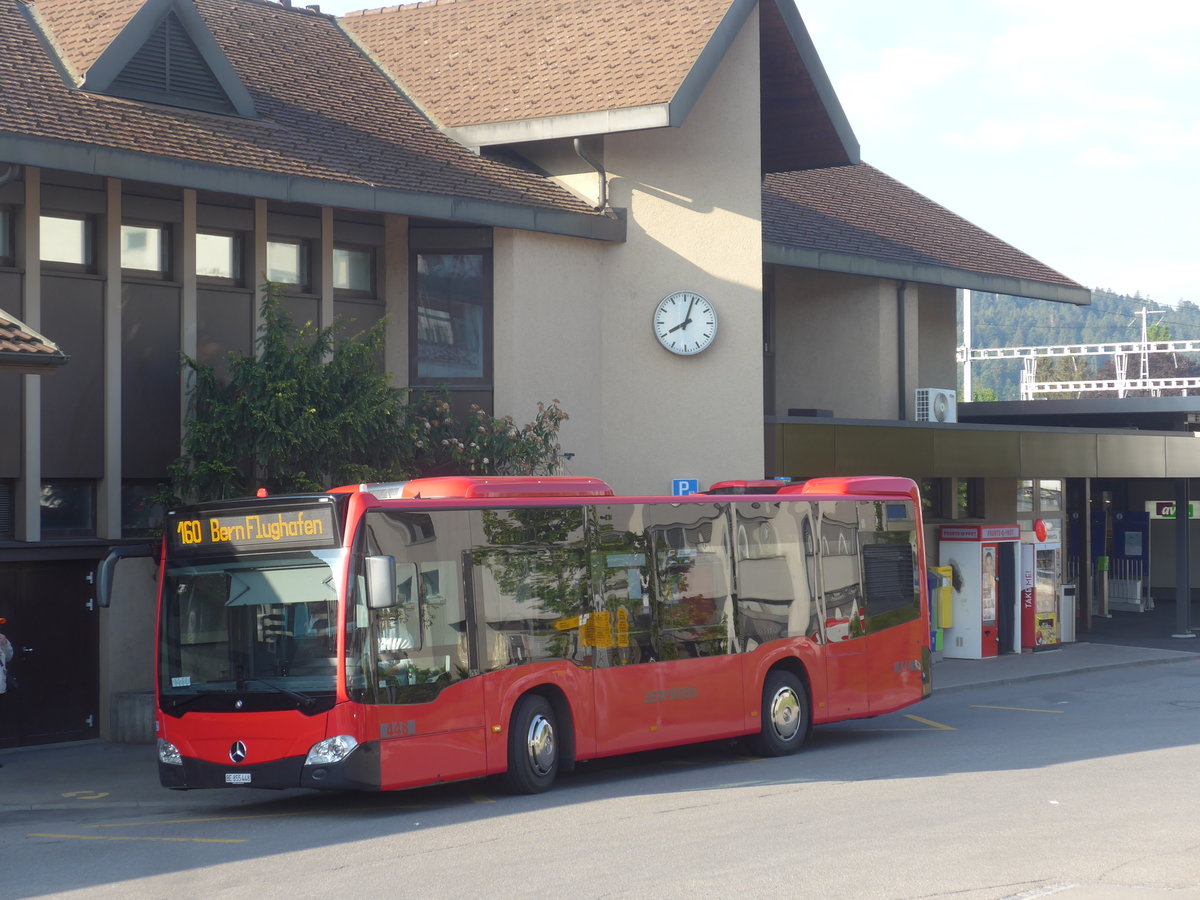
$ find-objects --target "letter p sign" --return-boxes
[672,479,699,496]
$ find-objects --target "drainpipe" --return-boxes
[573,138,608,212]
[897,280,908,419]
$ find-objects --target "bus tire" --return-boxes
[504,693,558,794]
[750,669,809,757]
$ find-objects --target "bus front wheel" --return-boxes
[750,669,810,756]
[504,693,559,794]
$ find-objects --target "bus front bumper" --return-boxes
[159,740,382,791]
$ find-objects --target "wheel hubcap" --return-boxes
[526,713,556,776]
[769,686,802,741]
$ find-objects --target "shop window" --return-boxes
[40,214,94,269]
[956,478,984,519]
[40,480,95,537]
[410,228,492,385]
[196,231,243,282]
[333,245,374,293]
[122,223,169,276]
[266,238,310,290]
[920,478,947,519]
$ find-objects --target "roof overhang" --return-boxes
[764,241,1093,305]
[1,134,625,242]
[0,353,68,374]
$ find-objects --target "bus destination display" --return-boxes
[170,506,338,555]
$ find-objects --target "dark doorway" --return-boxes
[0,560,100,748]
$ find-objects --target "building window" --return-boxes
[1017,478,1062,542]
[920,478,947,519]
[40,214,93,268]
[122,481,165,537]
[121,223,169,276]
[956,478,984,519]
[333,245,374,293]
[411,230,492,385]
[40,480,95,537]
[267,238,310,290]
[196,231,243,282]
[0,208,13,267]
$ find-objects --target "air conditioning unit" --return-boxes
[915,388,957,423]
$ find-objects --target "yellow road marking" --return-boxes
[60,791,109,800]
[90,806,425,828]
[854,713,955,732]
[970,704,1064,714]
[29,833,245,844]
[468,793,495,804]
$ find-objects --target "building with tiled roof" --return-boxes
[0,308,68,373]
[3,0,1186,750]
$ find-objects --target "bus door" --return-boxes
[352,509,487,790]
[590,505,663,755]
[816,501,870,718]
[590,502,742,754]
[646,503,742,742]
[860,501,925,714]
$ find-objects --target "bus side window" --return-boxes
[732,502,820,649]
[819,501,865,641]
[469,507,590,670]
[650,503,735,660]
[593,505,654,666]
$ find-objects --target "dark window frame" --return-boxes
[332,243,377,296]
[0,206,14,268]
[266,237,312,293]
[40,212,96,272]
[195,228,245,285]
[409,227,494,388]
[40,478,97,538]
[121,220,172,279]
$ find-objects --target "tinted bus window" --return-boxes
[817,501,864,641]
[470,507,590,669]
[645,502,735,660]
[350,510,469,704]
[592,505,654,666]
[860,500,920,633]
[733,501,820,648]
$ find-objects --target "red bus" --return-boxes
[102,475,931,794]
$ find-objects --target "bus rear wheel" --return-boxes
[750,669,809,757]
[504,693,558,794]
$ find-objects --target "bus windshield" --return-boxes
[159,549,344,715]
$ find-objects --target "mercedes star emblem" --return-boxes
[230,741,248,764]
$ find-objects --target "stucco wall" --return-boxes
[917,283,958,399]
[499,9,764,495]
[773,268,907,420]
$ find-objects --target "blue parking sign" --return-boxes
[672,478,699,496]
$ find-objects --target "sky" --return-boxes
[316,0,1198,308]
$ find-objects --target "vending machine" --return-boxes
[938,525,1021,659]
[1020,538,1062,649]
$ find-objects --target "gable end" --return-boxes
[82,0,256,118]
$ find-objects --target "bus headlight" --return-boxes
[305,735,359,766]
[158,738,183,766]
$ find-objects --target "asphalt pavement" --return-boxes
[2,637,1197,813]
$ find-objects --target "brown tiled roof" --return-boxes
[32,0,145,79]
[2,0,605,225]
[763,164,1088,298]
[342,0,734,128]
[0,308,68,371]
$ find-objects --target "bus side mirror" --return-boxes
[97,544,154,608]
[365,555,398,610]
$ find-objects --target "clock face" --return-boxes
[653,291,718,355]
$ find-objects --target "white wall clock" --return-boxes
[653,291,718,355]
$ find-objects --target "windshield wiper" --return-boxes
[242,678,317,708]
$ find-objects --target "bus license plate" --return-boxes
[225,772,252,784]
